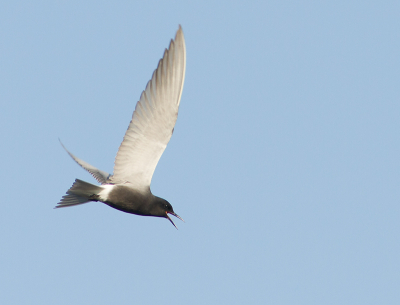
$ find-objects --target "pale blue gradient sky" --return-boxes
[1,1,400,304]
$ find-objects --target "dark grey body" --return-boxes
[57,179,178,225]
[100,185,168,218]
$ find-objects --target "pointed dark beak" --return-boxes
[166,212,185,229]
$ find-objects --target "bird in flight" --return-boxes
[56,26,186,229]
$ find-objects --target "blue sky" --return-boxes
[1,1,399,304]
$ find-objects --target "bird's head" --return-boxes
[154,197,184,229]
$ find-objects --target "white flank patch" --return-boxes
[98,184,115,201]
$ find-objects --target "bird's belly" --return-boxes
[100,185,152,216]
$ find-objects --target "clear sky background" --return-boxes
[1,1,399,304]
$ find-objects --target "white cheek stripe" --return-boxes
[98,185,115,201]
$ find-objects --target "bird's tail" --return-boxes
[55,179,103,208]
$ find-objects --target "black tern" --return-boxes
[56,26,186,229]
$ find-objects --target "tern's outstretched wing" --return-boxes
[110,26,186,191]
[60,140,110,184]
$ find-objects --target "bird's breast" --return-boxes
[100,184,152,216]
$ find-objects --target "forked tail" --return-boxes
[56,179,103,208]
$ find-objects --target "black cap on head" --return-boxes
[153,197,184,229]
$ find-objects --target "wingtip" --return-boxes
[58,138,68,151]
[175,25,184,40]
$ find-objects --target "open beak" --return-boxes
[166,212,185,229]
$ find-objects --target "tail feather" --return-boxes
[56,179,103,208]
[56,194,89,208]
